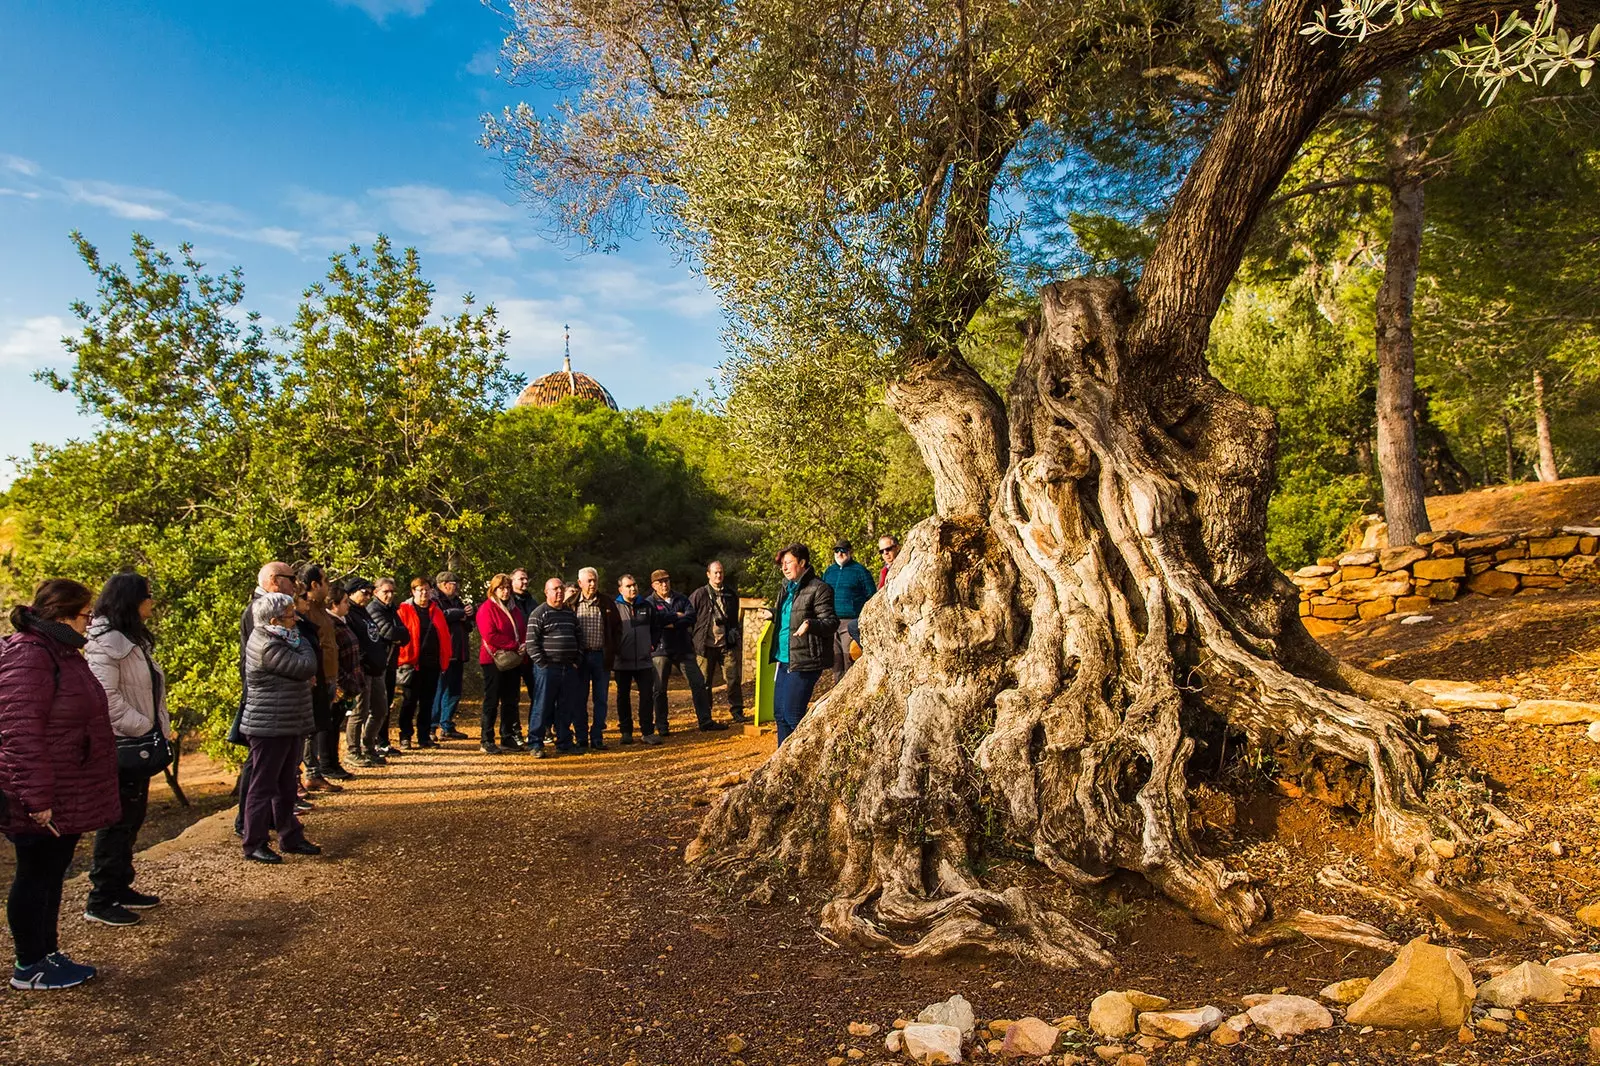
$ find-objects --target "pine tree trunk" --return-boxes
[1533,370,1560,482]
[1502,408,1518,483]
[1373,73,1432,547]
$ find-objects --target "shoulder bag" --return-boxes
[490,599,524,671]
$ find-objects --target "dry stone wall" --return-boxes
[1293,526,1600,633]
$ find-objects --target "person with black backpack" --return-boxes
[82,573,173,928]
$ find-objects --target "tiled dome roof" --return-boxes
[515,356,618,411]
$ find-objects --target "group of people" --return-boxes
[0,531,901,992]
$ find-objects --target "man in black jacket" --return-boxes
[524,577,582,756]
[768,544,838,744]
[343,577,396,767]
[690,561,745,725]
[646,570,723,734]
[506,568,538,751]
[430,571,472,741]
[366,577,408,756]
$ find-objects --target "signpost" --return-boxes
[752,620,776,728]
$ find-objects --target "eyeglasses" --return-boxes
[76,608,95,620]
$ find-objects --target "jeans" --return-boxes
[433,659,464,733]
[242,734,307,854]
[398,665,441,742]
[383,663,398,746]
[7,831,81,966]
[652,654,712,731]
[88,770,151,910]
[614,667,655,736]
[576,650,609,746]
[480,662,522,747]
[347,672,389,755]
[832,618,861,682]
[532,663,581,748]
[773,663,822,744]
[696,646,744,717]
[517,662,537,742]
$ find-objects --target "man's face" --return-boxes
[619,577,638,602]
[266,566,295,595]
[374,583,396,605]
[652,578,671,599]
[579,572,597,597]
[440,580,458,598]
[878,539,898,565]
[780,553,803,581]
[511,571,529,593]
[544,578,565,607]
[834,549,852,567]
[707,562,724,589]
[349,589,372,606]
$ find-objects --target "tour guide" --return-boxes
[767,543,838,744]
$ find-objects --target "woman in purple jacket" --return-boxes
[0,580,120,990]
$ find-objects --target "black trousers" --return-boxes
[480,662,522,746]
[614,667,655,736]
[7,831,81,967]
[88,770,151,910]
[398,665,440,742]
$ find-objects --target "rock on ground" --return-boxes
[1320,977,1372,1004]
[1345,937,1476,1030]
[918,995,976,1039]
[903,1023,963,1064]
[1475,961,1571,1007]
[1243,995,1334,1038]
[1548,953,1600,987]
[1135,1007,1223,1039]
[1505,699,1600,724]
[999,1017,1059,1058]
[1577,903,1600,929]
[1088,993,1137,1038]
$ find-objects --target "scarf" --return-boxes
[263,623,302,647]
[16,607,87,650]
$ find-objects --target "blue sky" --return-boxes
[0,0,724,483]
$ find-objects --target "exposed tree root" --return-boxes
[689,279,1527,968]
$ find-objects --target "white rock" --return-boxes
[1430,690,1519,711]
[1136,1006,1223,1039]
[1244,995,1334,1038]
[1587,720,1600,743]
[885,1030,906,1054]
[1419,708,1453,729]
[1548,953,1600,987]
[1476,961,1571,1006]
[1399,614,1434,625]
[1410,679,1480,695]
[917,995,976,1039]
[1505,700,1600,725]
[903,1023,963,1064]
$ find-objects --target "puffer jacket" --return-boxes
[240,626,318,738]
[366,596,407,668]
[772,569,838,673]
[85,620,171,740]
[0,629,121,836]
[613,596,655,672]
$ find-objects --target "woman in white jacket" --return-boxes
[82,573,171,927]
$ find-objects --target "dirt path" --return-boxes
[2,669,1597,1064]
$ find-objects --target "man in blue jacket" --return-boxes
[822,538,877,682]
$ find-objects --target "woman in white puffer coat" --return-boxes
[82,573,171,927]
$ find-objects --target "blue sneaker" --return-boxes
[10,953,93,990]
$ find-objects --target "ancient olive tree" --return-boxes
[488,0,1596,965]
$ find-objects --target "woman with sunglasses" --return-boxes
[0,579,120,990]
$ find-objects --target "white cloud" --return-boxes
[569,262,721,319]
[466,45,500,77]
[370,184,522,258]
[2,154,41,177]
[333,0,432,22]
[0,316,69,367]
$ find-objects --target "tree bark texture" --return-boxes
[1374,73,1433,547]
[1533,371,1560,482]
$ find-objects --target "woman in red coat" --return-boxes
[0,579,119,991]
[395,576,451,749]
[475,573,526,754]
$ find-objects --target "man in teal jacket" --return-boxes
[822,538,877,682]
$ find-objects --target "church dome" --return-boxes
[515,354,618,411]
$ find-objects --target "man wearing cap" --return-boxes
[342,578,393,767]
[822,539,877,682]
[645,570,723,735]
[431,571,472,741]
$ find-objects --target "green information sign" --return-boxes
[752,620,777,727]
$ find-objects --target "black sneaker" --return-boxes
[283,840,322,856]
[699,721,729,732]
[377,745,402,757]
[480,742,502,755]
[441,728,469,740]
[589,741,608,751]
[323,767,355,781]
[351,753,381,768]
[620,734,634,745]
[119,888,161,909]
[642,734,664,746]
[245,846,283,864]
[84,902,140,927]
[730,713,749,724]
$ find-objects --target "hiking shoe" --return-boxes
[10,954,93,990]
[283,840,322,856]
[294,799,315,814]
[377,745,402,757]
[118,889,161,909]
[245,846,283,864]
[589,741,608,751]
[730,713,749,724]
[398,738,414,750]
[642,733,664,746]
[620,733,634,745]
[699,721,729,732]
[351,753,381,768]
[322,767,355,782]
[440,728,469,740]
[532,745,549,759]
[84,903,140,927]
[480,742,502,754]
[305,775,331,792]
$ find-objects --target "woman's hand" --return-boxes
[793,621,810,638]
[28,809,52,826]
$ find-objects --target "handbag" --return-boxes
[490,598,524,671]
[117,728,173,777]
